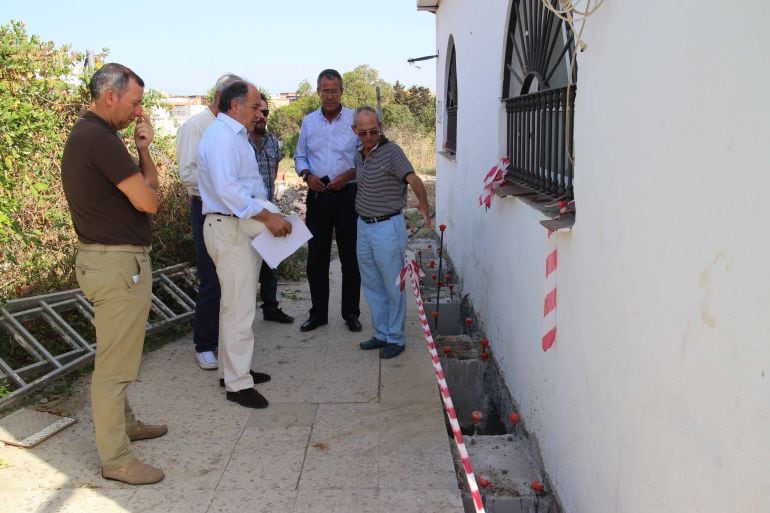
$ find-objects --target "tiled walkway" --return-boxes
[0,259,463,512]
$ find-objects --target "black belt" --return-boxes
[191,195,201,201]
[360,211,401,224]
[208,212,237,218]
[319,182,356,194]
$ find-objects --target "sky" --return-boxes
[3,0,438,96]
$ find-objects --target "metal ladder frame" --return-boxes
[0,264,198,411]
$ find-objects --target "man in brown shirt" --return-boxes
[61,63,166,485]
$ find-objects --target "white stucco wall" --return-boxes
[429,1,770,512]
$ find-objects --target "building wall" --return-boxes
[430,1,770,512]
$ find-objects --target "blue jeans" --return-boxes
[356,215,408,346]
[190,196,220,353]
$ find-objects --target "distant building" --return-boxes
[270,92,300,109]
[149,95,207,136]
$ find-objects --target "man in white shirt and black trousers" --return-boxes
[197,80,292,409]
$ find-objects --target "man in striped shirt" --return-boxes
[352,107,432,359]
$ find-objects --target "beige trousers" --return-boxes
[75,245,152,469]
[203,215,266,392]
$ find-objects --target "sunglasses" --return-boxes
[356,128,380,137]
[260,109,269,116]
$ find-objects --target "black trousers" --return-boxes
[259,260,279,311]
[305,184,360,321]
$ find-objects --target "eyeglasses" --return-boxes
[260,109,269,116]
[319,89,341,97]
[356,128,380,137]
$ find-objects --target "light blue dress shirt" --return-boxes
[293,107,358,181]
[197,113,276,218]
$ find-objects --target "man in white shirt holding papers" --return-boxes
[197,80,292,409]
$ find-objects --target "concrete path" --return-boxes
[0,258,463,512]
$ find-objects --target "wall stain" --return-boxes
[699,251,729,328]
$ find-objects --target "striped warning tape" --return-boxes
[399,251,486,513]
[542,229,558,351]
[542,201,568,351]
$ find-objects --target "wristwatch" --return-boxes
[301,171,310,182]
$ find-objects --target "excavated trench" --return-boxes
[411,237,561,513]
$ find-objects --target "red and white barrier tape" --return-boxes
[542,230,558,351]
[542,201,568,351]
[399,251,486,513]
[478,157,509,210]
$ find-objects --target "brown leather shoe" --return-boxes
[102,458,165,485]
[128,421,168,442]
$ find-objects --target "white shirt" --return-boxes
[197,113,275,218]
[175,107,215,196]
[293,107,358,180]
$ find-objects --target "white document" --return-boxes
[250,213,313,269]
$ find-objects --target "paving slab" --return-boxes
[0,257,463,512]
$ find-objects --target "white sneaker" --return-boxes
[196,351,218,370]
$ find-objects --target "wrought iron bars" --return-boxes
[505,85,575,200]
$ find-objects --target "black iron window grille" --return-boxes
[505,86,575,199]
[445,41,458,154]
[502,0,576,201]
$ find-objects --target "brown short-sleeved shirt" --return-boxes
[61,111,152,245]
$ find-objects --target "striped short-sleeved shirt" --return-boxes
[354,138,414,218]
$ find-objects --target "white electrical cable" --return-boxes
[538,0,604,168]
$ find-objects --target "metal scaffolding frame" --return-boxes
[0,264,198,411]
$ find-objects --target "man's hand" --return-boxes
[305,174,326,192]
[420,205,433,230]
[135,116,154,151]
[263,212,293,237]
[327,168,356,191]
[326,174,348,191]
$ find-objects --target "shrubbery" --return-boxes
[0,22,436,301]
[0,21,187,300]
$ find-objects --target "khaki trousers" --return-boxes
[75,244,152,469]
[203,215,265,392]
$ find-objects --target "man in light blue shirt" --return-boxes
[198,80,292,409]
[294,68,362,333]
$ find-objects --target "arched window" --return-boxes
[502,0,576,200]
[445,37,458,154]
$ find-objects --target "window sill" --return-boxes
[493,179,576,230]
[437,150,456,162]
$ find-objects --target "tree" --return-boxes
[267,94,320,160]
[393,80,407,104]
[341,65,393,108]
[382,104,418,132]
[296,79,312,98]
[0,21,88,295]
[392,84,436,133]
[0,21,187,298]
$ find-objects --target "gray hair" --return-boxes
[352,106,381,127]
[316,68,344,90]
[214,73,242,94]
[218,80,255,112]
[88,63,144,101]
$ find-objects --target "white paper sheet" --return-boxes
[250,213,313,269]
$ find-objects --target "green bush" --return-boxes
[0,21,187,299]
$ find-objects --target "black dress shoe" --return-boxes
[220,370,271,387]
[345,318,362,332]
[264,308,294,324]
[360,337,387,350]
[226,388,268,408]
[300,317,328,332]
